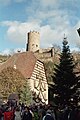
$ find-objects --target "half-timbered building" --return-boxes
[0,51,48,104]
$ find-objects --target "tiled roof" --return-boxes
[8,93,19,100]
[0,52,37,78]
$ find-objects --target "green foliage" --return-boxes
[52,39,79,107]
[33,111,39,120]
[20,80,32,106]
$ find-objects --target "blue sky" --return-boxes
[0,0,80,54]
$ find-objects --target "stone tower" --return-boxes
[26,31,40,52]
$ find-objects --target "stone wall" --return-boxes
[34,47,60,63]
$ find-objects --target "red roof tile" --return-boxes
[0,52,37,78]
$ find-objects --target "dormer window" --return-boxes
[14,65,16,69]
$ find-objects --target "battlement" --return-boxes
[29,31,40,34]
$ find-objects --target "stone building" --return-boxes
[26,31,40,52]
[26,31,60,62]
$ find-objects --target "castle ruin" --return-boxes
[26,31,40,52]
[26,31,60,62]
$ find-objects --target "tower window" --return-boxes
[32,44,34,46]
[36,45,38,47]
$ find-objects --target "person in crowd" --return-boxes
[22,106,32,120]
[0,107,3,120]
[30,104,39,120]
[4,106,14,120]
[62,106,71,120]
[38,104,46,120]
[50,106,56,120]
[68,106,79,120]
[42,109,54,120]
[76,106,80,120]
[14,106,21,120]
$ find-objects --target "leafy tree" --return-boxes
[0,67,32,105]
[20,79,32,105]
[0,67,29,101]
[52,38,79,107]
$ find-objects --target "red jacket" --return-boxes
[4,111,14,120]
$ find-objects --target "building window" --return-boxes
[36,74,39,79]
[36,45,38,47]
[36,64,38,68]
[14,65,16,69]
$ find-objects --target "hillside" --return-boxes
[0,55,11,64]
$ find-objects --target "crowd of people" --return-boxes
[0,101,80,120]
